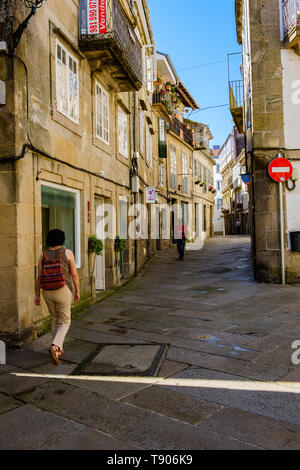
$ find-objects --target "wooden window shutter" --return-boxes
[158,118,167,159]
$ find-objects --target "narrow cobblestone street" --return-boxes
[1,236,300,449]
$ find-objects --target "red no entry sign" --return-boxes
[268,157,293,182]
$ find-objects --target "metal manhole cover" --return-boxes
[71,343,169,377]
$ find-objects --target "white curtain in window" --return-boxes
[56,42,79,122]
[140,111,144,153]
[96,83,109,144]
[118,107,128,158]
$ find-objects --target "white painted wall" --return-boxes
[213,155,223,233]
[219,133,235,173]
[286,161,300,235]
[281,49,300,149]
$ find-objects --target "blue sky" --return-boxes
[147,0,242,147]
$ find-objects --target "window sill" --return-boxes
[93,137,112,156]
[52,108,83,137]
[117,152,130,166]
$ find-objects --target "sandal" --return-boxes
[49,345,61,365]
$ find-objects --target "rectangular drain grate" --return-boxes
[71,343,170,377]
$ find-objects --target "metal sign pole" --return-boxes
[279,181,285,285]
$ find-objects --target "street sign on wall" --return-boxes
[80,0,107,36]
[268,156,293,183]
[146,187,156,204]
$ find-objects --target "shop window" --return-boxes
[41,183,80,266]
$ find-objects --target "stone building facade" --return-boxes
[234,0,300,282]
[0,0,215,344]
[219,127,248,235]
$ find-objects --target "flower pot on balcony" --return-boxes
[178,184,182,191]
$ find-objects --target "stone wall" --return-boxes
[248,0,286,282]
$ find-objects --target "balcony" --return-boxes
[283,0,300,54]
[169,117,194,147]
[78,0,143,91]
[152,87,173,123]
[229,80,243,133]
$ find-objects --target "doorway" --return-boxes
[95,198,105,291]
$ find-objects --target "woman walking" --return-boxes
[34,229,80,365]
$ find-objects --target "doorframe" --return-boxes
[95,197,105,291]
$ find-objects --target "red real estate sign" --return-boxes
[268,156,293,183]
[87,0,106,35]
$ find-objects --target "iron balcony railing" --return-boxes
[152,89,173,115]
[229,80,243,110]
[229,80,243,133]
[283,0,300,39]
[169,117,193,147]
[79,0,143,90]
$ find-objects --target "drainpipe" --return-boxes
[132,91,138,277]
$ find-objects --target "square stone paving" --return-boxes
[72,343,169,376]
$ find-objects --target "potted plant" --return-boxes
[208,185,214,192]
[88,235,104,294]
[165,81,172,91]
[88,235,104,255]
[154,75,163,86]
[114,235,126,252]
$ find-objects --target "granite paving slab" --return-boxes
[253,342,297,370]
[6,349,51,369]
[0,405,141,450]
[67,326,147,345]
[60,375,152,400]
[18,381,261,450]
[158,360,190,378]
[276,367,300,389]
[121,386,224,425]
[23,333,74,353]
[242,335,294,352]
[59,339,100,364]
[197,407,300,450]
[31,361,78,376]
[166,347,287,381]
[0,392,23,415]
[0,368,51,395]
[71,343,168,376]
[0,364,17,376]
[158,367,300,426]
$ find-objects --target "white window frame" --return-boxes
[95,81,110,145]
[56,40,79,124]
[182,152,188,193]
[41,181,81,268]
[149,127,153,168]
[159,162,164,186]
[140,110,144,154]
[146,124,150,165]
[170,146,177,189]
[143,45,157,93]
[118,106,129,158]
